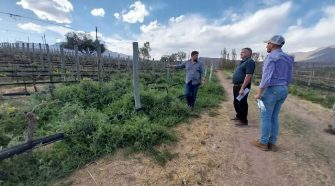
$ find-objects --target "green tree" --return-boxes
[252,52,260,62]
[231,49,237,62]
[140,41,151,61]
[176,51,186,61]
[160,55,170,63]
[62,32,106,55]
[169,53,177,62]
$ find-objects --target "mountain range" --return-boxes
[292,45,335,63]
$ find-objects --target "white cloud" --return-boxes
[101,35,133,55]
[98,2,334,60]
[45,25,73,36]
[96,2,292,58]
[91,8,105,17]
[169,15,184,23]
[88,31,104,41]
[16,0,73,24]
[0,18,2,21]
[17,22,45,33]
[17,22,73,39]
[285,5,335,52]
[135,2,292,59]
[140,20,160,33]
[115,1,149,23]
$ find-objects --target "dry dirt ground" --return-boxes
[61,71,335,186]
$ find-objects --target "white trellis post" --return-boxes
[133,42,141,110]
[74,45,81,81]
[209,62,214,82]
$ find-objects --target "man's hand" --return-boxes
[239,88,244,96]
[254,93,261,101]
[201,79,205,85]
[254,88,264,101]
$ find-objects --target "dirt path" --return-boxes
[61,71,335,186]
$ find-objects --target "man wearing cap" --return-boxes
[252,35,294,151]
[231,48,255,126]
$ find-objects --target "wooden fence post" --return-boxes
[166,59,170,81]
[308,70,314,86]
[74,45,81,81]
[21,43,25,59]
[152,59,155,74]
[60,45,65,81]
[127,56,130,72]
[133,42,141,110]
[46,44,54,96]
[30,43,38,92]
[97,44,103,82]
[39,43,45,71]
[117,54,120,69]
[209,62,214,82]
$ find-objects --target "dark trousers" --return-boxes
[185,81,200,108]
[233,84,251,123]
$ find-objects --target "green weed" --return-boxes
[0,71,225,185]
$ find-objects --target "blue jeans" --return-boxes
[185,82,200,108]
[259,86,288,145]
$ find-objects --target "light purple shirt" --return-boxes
[259,49,294,88]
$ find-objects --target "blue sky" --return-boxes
[0,0,335,59]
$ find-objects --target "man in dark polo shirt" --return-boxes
[232,48,255,126]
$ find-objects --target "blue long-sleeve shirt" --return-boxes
[259,49,294,88]
[175,60,204,85]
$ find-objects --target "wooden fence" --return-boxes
[252,60,335,90]
[0,42,219,97]
[0,42,167,96]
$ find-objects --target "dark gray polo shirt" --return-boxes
[175,60,204,85]
[232,57,255,85]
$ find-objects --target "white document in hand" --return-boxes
[236,88,250,101]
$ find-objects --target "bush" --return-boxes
[289,85,334,109]
[0,71,225,185]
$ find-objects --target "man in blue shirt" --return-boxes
[252,35,294,151]
[167,51,204,109]
[231,48,255,126]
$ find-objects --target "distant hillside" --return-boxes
[292,45,335,63]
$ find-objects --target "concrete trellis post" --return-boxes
[209,62,214,82]
[332,102,335,129]
[133,42,141,110]
[46,44,55,96]
[97,44,103,82]
[60,45,65,81]
[74,45,81,81]
[39,43,45,70]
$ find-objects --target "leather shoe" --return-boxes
[235,121,248,127]
[268,143,278,152]
[251,139,269,151]
[230,117,240,121]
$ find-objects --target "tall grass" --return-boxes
[0,71,225,185]
[289,84,334,109]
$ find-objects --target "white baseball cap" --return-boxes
[264,35,285,46]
